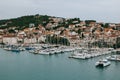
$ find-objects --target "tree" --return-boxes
[81,33,85,39]
[77,29,81,34]
[103,23,109,28]
[116,37,120,48]
[8,29,16,33]
[0,14,51,30]
[85,20,96,25]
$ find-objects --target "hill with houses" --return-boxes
[0,14,120,48]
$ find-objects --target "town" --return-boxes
[0,14,120,49]
[1,0,120,80]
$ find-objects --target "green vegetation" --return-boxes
[77,29,82,34]
[67,18,80,24]
[115,37,120,48]
[0,14,50,30]
[8,29,16,33]
[85,20,96,25]
[0,15,81,31]
[103,23,109,28]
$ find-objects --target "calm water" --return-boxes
[0,48,120,80]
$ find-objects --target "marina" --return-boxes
[69,48,114,59]
[2,44,116,57]
[0,47,120,80]
[0,0,120,80]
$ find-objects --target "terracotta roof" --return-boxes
[3,35,16,37]
[109,34,117,37]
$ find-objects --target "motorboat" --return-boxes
[106,55,120,61]
[18,47,25,51]
[95,59,111,67]
[69,48,92,59]
[3,47,12,51]
[69,53,86,59]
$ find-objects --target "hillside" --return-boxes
[0,14,111,31]
[0,14,83,30]
[0,14,52,30]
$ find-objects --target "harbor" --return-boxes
[0,0,120,79]
[0,47,120,80]
[1,43,117,58]
[1,43,120,63]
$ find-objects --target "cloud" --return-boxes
[0,0,119,23]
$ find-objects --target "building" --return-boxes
[2,35,17,45]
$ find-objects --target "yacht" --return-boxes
[18,47,25,51]
[3,47,12,51]
[69,53,86,59]
[69,48,93,59]
[95,59,111,67]
[35,50,50,55]
[106,55,120,61]
[69,49,87,59]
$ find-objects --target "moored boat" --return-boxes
[106,55,120,61]
[69,53,86,59]
[3,47,12,51]
[11,48,20,52]
[95,59,111,67]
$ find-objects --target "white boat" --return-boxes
[64,48,71,52]
[29,50,35,53]
[3,47,12,51]
[108,48,115,52]
[70,53,86,59]
[85,54,92,58]
[54,50,61,54]
[95,59,111,67]
[38,50,50,55]
[18,47,25,51]
[69,48,93,59]
[49,50,56,54]
[106,55,120,61]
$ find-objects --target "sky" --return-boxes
[0,0,120,23]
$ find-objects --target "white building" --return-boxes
[38,36,46,43]
[2,36,18,45]
[24,38,37,44]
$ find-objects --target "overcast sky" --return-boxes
[0,0,120,23]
